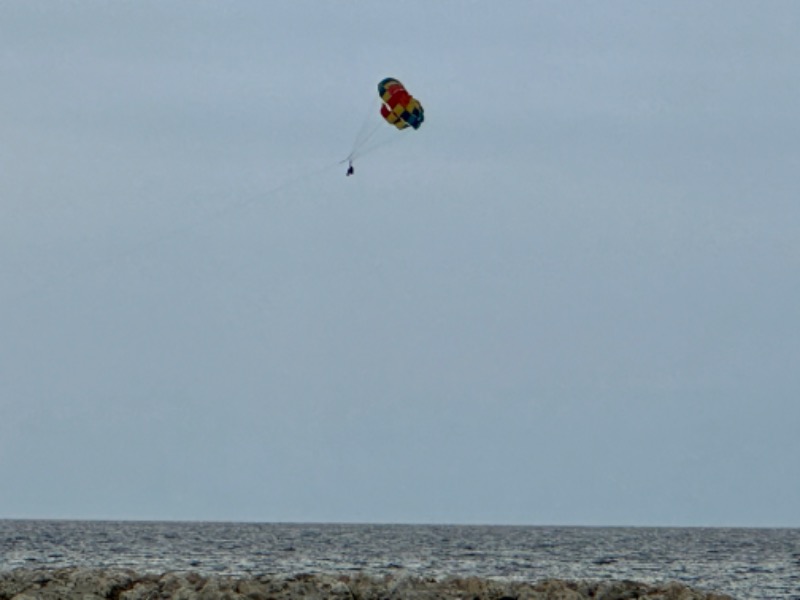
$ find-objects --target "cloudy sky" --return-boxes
[1,1,798,527]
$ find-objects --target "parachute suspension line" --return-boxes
[346,96,383,163]
[348,121,383,162]
[348,129,404,162]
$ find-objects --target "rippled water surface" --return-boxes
[1,521,797,599]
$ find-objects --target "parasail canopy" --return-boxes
[378,78,424,130]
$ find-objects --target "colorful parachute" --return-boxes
[344,78,424,169]
[378,78,424,131]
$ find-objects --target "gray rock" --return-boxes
[0,568,734,600]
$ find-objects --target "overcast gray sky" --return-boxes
[2,1,798,527]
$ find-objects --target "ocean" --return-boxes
[1,520,797,599]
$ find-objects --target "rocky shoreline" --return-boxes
[0,568,734,600]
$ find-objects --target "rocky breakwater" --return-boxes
[0,569,734,600]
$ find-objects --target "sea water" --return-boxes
[1,520,797,599]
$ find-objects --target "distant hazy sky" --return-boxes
[2,1,798,527]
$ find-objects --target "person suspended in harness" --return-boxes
[346,161,355,177]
